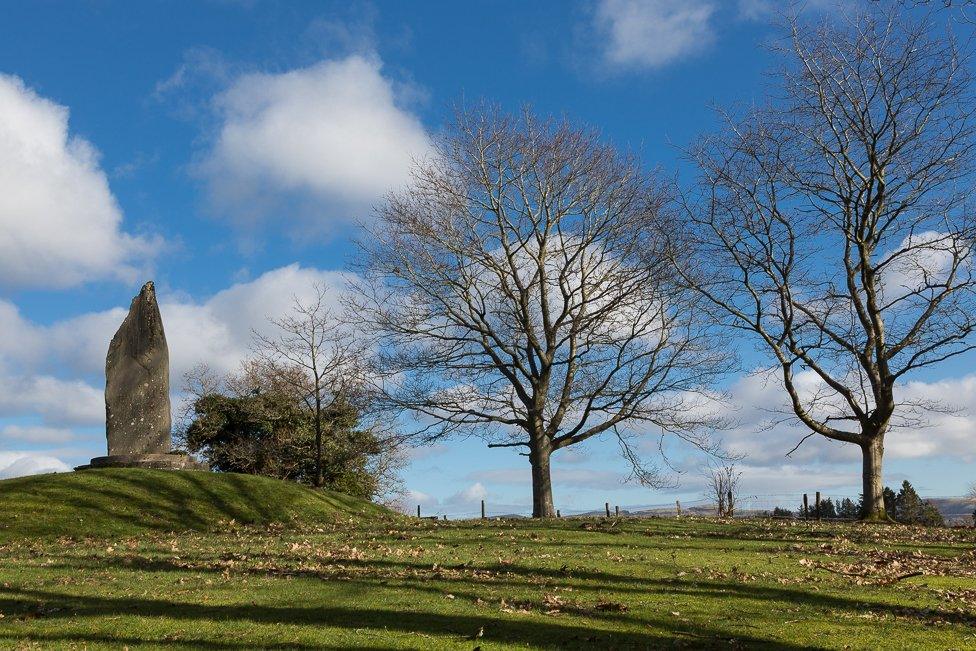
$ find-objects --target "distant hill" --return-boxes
[0,468,395,541]
[576,499,975,524]
[929,497,975,524]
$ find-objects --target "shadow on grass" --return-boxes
[0,469,393,541]
[0,586,811,650]
[37,551,975,629]
[0,631,354,650]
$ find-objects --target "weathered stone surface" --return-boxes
[78,454,208,471]
[105,281,172,456]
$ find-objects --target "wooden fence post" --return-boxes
[676,500,681,517]
[605,502,611,518]
[481,500,486,519]
[803,494,809,520]
[417,505,421,518]
[815,491,821,521]
[615,505,620,517]
[556,509,561,518]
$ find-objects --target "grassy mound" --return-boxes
[0,468,393,541]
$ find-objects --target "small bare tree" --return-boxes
[676,12,976,520]
[253,284,366,488]
[350,107,730,517]
[704,462,741,518]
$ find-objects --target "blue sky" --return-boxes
[0,0,972,516]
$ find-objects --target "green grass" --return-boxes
[0,472,974,649]
[0,469,391,542]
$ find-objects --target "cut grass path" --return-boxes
[0,472,974,648]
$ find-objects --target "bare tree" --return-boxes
[704,462,741,518]
[881,0,976,22]
[676,12,976,520]
[350,107,730,517]
[253,284,367,488]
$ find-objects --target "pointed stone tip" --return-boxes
[141,281,156,296]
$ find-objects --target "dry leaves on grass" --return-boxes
[798,547,976,585]
[499,593,629,617]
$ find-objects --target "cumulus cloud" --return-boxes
[593,0,716,71]
[0,264,349,452]
[394,489,439,514]
[710,369,976,466]
[0,370,103,427]
[2,264,347,382]
[0,425,75,444]
[0,74,157,289]
[446,482,488,506]
[163,265,350,380]
[0,452,71,479]
[199,55,431,230]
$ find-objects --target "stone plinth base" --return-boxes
[75,453,209,471]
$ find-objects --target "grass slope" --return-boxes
[0,515,974,649]
[0,469,392,542]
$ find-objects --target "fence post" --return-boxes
[417,505,421,518]
[556,509,561,518]
[442,515,447,521]
[676,500,681,517]
[605,502,611,518]
[815,491,821,521]
[803,494,809,520]
[615,505,620,518]
[481,500,486,519]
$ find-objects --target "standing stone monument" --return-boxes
[78,281,205,470]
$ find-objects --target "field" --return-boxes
[1,471,975,649]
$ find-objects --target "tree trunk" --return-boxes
[529,443,555,518]
[860,435,887,521]
[314,396,323,488]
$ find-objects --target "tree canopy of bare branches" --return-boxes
[350,107,730,517]
[677,11,976,520]
[253,284,371,488]
[883,0,976,23]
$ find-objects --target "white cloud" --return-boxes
[446,482,488,505]
[0,264,348,439]
[163,264,350,380]
[0,74,158,289]
[394,489,439,514]
[878,230,967,304]
[0,452,71,479]
[709,369,976,466]
[0,370,103,427]
[594,0,716,70]
[199,55,431,229]
[0,425,75,444]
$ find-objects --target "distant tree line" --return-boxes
[773,481,944,525]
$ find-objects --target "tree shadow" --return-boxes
[34,550,974,628]
[0,586,812,649]
[0,469,392,542]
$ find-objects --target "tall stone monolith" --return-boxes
[105,281,171,455]
[78,281,206,471]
